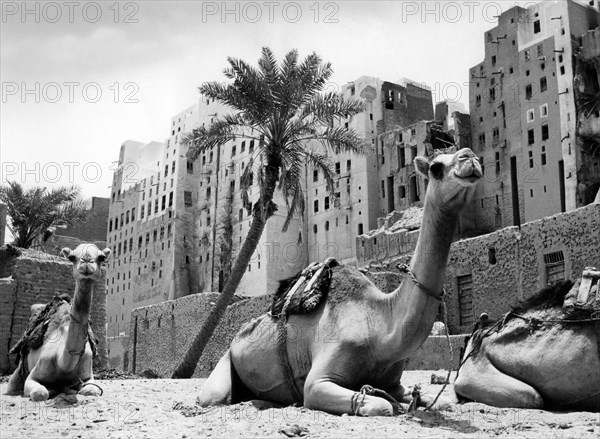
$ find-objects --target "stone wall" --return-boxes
[357,202,600,334]
[129,293,271,377]
[0,246,108,374]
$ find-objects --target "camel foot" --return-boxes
[78,384,102,397]
[356,395,394,417]
[30,387,49,402]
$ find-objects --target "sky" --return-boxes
[1,0,582,200]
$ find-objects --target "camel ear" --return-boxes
[60,247,73,259]
[100,248,111,261]
[414,156,430,177]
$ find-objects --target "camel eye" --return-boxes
[430,162,444,179]
[68,254,77,262]
[97,254,106,263]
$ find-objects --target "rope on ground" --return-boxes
[425,295,453,411]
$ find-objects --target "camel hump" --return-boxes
[270,258,339,318]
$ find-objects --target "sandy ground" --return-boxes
[1,371,599,438]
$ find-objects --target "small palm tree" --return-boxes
[171,47,367,378]
[0,182,89,248]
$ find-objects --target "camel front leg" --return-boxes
[5,366,24,395]
[24,370,49,402]
[304,376,395,416]
[198,349,233,407]
[77,356,102,396]
[454,357,543,409]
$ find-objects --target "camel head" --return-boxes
[415,147,481,214]
[61,244,111,282]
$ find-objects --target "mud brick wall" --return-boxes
[129,293,271,377]
[444,202,600,334]
[0,247,108,374]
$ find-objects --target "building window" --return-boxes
[325,221,330,231]
[489,87,496,101]
[528,129,535,145]
[313,199,319,213]
[478,133,486,148]
[154,199,158,214]
[109,220,112,232]
[476,95,481,107]
[537,44,543,57]
[544,251,565,286]
[533,20,541,34]
[153,230,157,242]
[184,191,192,207]
[164,164,169,177]
[527,109,535,123]
[172,161,176,173]
[238,208,243,221]
[346,160,352,172]
[241,141,246,153]
[358,223,363,235]
[324,196,330,210]
[458,274,474,326]
[492,127,500,144]
[560,65,565,75]
[525,84,533,100]
[335,162,340,174]
[313,224,317,234]
[381,181,385,198]
[541,145,547,166]
[541,124,549,140]
[495,152,500,174]
[161,195,166,210]
[524,50,530,61]
[491,55,496,66]
[540,77,547,92]
[313,169,318,182]
[528,151,534,168]
[187,161,193,174]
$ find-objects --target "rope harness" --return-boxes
[271,259,337,404]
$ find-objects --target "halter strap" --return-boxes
[397,264,444,301]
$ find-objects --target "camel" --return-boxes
[454,269,600,412]
[198,147,482,416]
[5,243,110,401]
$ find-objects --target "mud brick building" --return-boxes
[469,0,599,232]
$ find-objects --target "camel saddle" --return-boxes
[270,257,339,319]
[270,257,339,404]
[563,267,600,313]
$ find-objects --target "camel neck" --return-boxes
[71,278,94,322]
[386,198,458,355]
[410,200,458,295]
[60,278,94,370]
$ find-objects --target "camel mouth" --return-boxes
[455,160,482,184]
[78,266,96,276]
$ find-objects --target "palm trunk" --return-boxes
[171,201,268,378]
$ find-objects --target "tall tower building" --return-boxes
[305,76,434,263]
[469,0,599,232]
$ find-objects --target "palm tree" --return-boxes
[171,48,367,378]
[0,182,89,248]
